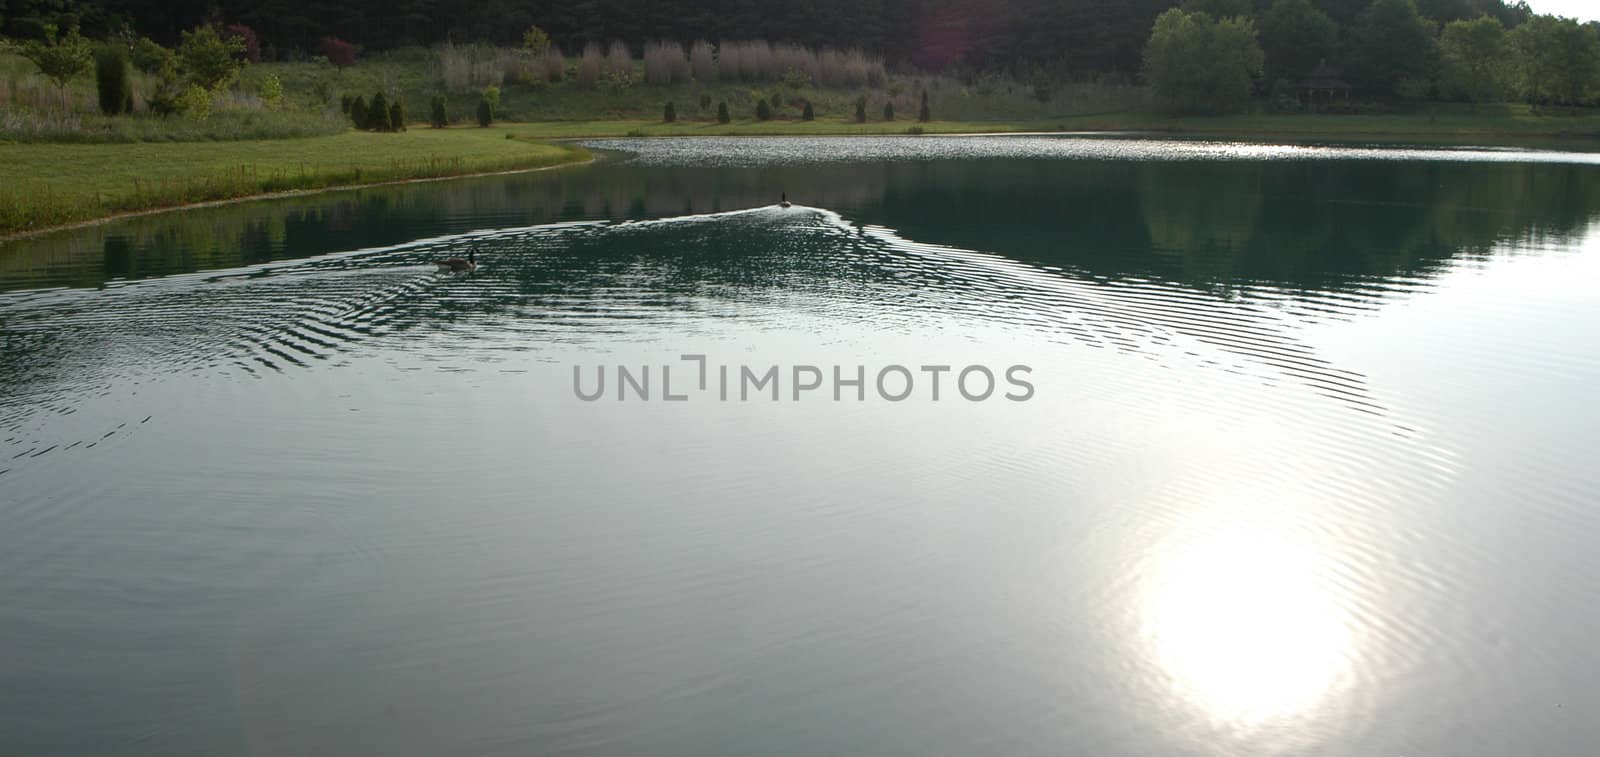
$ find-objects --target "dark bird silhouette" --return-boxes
[435,248,477,272]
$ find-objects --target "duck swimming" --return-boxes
[435,248,477,272]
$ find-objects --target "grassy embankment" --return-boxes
[0,128,590,235]
[495,104,1600,141]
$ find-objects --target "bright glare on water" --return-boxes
[1,136,1598,756]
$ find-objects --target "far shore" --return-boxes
[4,114,1599,241]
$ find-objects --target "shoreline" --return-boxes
[0,152,597,244]
[5,119,1598,242]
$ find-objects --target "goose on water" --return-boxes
[436,248,477,272]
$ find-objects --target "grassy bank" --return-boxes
[5,105,1599,238]
[502,106,1600,142]
[0,127,590,236]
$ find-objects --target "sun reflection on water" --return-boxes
[1142,522,1354,729]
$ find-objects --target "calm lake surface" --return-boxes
[2,135,1599,756]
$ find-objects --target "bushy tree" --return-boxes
[389,101,405,131]
[716,100,730,123]
[94,45,133,115]
[1440,15,1509,103]
[522,26,551,54]
[430,95,448,128]
[177,83,212,119]
[130,36,175,76]
[477,98,493,126]
[1546,18,1600,107]
[802,100,815,120]
[663,101,676,122]
[1260,0,1339,83]
[350,95,368,129]
[225,23,260,64]
[18,25,92,101]
[259,73,283,109]
[321,36,356,68]
[756,98,773,120]
[883,101,894,120]
[1143,9,1265,114]
[1510,16,1600,107]
[368,91,391,130]
[918,90,930,121]
[854,95,867,122]
[1348,0,1439,98]
[178,25,245,91]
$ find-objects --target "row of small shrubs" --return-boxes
[410,95,495,128]
[658,90,930,123]
[340,92,405,131]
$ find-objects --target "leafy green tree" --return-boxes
[1439,15,1509,103]
[918,90,930,121]
[854,95,867,122]
[802,100,814,120]
[663,101,676,122]
[476,98,492,126]
[130,36,174,76]
[259,72,284,109]
[94,44,132,115]
[176,83,212,119]
[1509,15,1600,107]
[1260,0,1339,82]
[882,101,894,120]
[1347,0,1439,98]
[717,101,730,123]
[178,25,245,91]
[389,101,405,131]
[521,25,551,54]
[756,98,772,120]
[1142,9,1265,114]
[18,25,92,102]
[1546,18,1600,106]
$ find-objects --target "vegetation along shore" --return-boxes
[2,0,1599,236]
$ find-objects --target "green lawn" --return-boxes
[0,127,590,235]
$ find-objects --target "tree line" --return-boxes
[3,0,1595,108]
[0,0,1549,74]
[1144,0,1600,112]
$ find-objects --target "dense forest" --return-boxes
[0,0,1552,75]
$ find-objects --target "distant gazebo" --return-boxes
[1296,61,1352,106]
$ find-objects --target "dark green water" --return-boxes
[1,136,1598,756]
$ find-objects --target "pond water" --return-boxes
[2,135,1598,756]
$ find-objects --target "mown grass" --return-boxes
[0,127,590,235]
